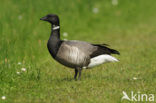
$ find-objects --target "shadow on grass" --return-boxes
[52,72,109,82]
[60,77,74,81]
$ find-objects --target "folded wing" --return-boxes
[55,40,120,68]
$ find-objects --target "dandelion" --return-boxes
[21,68,26,72]
[92,8,99,14]
[18,15,22,20]
[112,0,118,6]
[18,62,21,65]
[1,96,6,100]
[63,32,68,37]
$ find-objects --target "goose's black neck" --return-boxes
[47,24,62,58]
[51,25,60,38]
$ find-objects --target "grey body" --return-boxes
[55,40,97,68]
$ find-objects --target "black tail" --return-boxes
[93,43,110,46]
[109,48,120,55]
[90,44,120,58]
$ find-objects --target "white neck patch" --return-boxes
[52,26,60,30]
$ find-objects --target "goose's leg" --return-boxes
[74,69,78,80]
[78,68,82,80]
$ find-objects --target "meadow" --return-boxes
[0,0,156,103]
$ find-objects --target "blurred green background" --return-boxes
[0,0,156,103]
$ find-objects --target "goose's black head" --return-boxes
[40,14,59,25]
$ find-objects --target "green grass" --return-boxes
[0,0,156,103]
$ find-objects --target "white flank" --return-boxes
[88,54,118,68]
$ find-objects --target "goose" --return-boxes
[40,14,120,80]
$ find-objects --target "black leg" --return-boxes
[78,68,82,80]
[74,69,78,80]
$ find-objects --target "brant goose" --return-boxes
[40,14,120,80]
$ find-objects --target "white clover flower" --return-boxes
[63,38,68,41]
[112,0,118,6]
[1,96,6,100]
[18,62,21,65]
[92,8,99,14]
[133,77,138,80]
[63,32,68,37]
[16,71,20,75]
[21,68,26,72]
[18,15,22,20]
